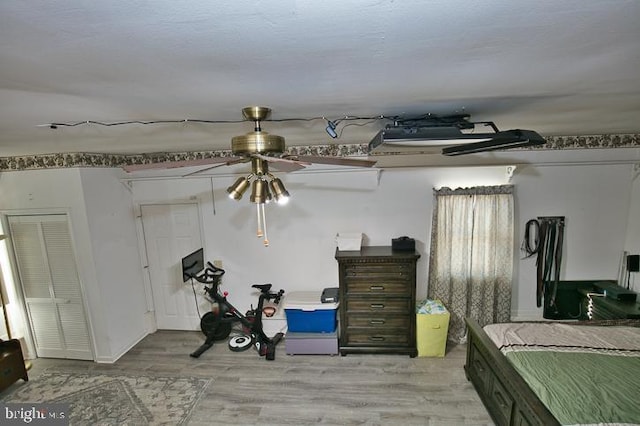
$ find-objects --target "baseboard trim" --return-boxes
[95,330,149,364]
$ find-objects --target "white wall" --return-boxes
[0,160,634,357]
[130,163,635,320]
[79,168,148,361]
[0,168,147,362]
[512,163,634,319]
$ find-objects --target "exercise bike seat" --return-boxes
[252,283,272,293]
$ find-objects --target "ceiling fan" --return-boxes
[122,106,378,247]
[122,106,378,174]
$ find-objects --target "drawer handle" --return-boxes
[474,359,485,372]
[494,389,508,408]
[369,336,385,341]
[369,319,385,325]
[370,285,384,291]
[370,303,385,309]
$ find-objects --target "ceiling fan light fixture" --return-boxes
[250,179,268,204]
[231,132,286,155]
[242,106,271,122]
[227,176,251,200]
[223,106,374,246]
[265,183,273,204]
[231,106,286,155]
[269,178,290,205]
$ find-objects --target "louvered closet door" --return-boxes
[8,215,93,360]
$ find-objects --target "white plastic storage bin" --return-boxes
[284,291,339,333]
[336,233,362,251]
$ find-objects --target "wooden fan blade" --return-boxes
[253,153,312,166]
[296,156,378,168]
[182,157,249,177]
[251,153,310,172]
[122,157,233,172]
[269,161,306,172]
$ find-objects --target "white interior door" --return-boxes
[141,203,205,330]
[8,214,93,360]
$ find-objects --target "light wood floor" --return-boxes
[21,330,494,425]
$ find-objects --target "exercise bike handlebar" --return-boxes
[270,289,285,304]
[194,263,284,301]
[206,261,224,273]
[190,263,224,284]
[205,262,225,278]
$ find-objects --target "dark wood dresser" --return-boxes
[335,246,420,357]
[579,289,640,319]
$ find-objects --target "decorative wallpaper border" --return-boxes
[0,135,638,171]
[543,134,640,149]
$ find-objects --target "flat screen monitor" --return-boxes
[181,248,204,282]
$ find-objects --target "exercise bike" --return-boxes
[189,262,285,360]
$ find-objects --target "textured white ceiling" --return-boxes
[1,0,639,157]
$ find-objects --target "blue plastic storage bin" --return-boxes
[284,291,339,333]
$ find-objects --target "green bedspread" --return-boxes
[505,351,640,425]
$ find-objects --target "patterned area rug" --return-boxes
[2,372,210,425]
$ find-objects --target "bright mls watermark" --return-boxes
[1,403,69,425]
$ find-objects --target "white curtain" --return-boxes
[427,185,514,343]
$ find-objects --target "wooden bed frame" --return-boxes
[464,317,560,426]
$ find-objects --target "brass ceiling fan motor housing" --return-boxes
[231,107,286,155]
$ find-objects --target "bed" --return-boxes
[464,317,640,426]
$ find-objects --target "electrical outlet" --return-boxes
[213,260,223,269]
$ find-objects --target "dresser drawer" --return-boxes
[345,262,410,275]
[467,342,491,393]
[343,330,410,346]
[345,298,412,314]
[489,375,514,425]
[345,314,410,329]
[344,279,412,296]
